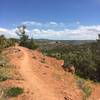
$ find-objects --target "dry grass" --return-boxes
[75,76,92,100]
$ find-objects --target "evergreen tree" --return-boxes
[16,25,38,50]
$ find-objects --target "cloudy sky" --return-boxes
[0,0,100,40]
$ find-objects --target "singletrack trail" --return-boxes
[16,46,62,100]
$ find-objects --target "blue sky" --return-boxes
[0,0,100,40]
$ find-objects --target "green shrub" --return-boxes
[82,85,92,99]
[6,87,23,97]
[0,35,16,52]
[25,38,38,50]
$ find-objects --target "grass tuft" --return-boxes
[6,87,23,97]
[76,77,92,100]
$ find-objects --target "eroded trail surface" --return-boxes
[16,46,62,100]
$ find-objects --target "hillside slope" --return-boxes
[4,46,100,100]
[5,46,83,100]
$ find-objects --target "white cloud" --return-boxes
[22,21,42,26]
[49,22,58,25]
[0,28,17,38]
[0,25,100,40]
[31,25,100,40]
[22,21,67,29]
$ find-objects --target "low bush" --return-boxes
[24,38,38,50]
[6,87,23,97]
[0,35,15,52]
[82,85,92,99]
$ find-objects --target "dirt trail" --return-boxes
[16,46,63,100]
